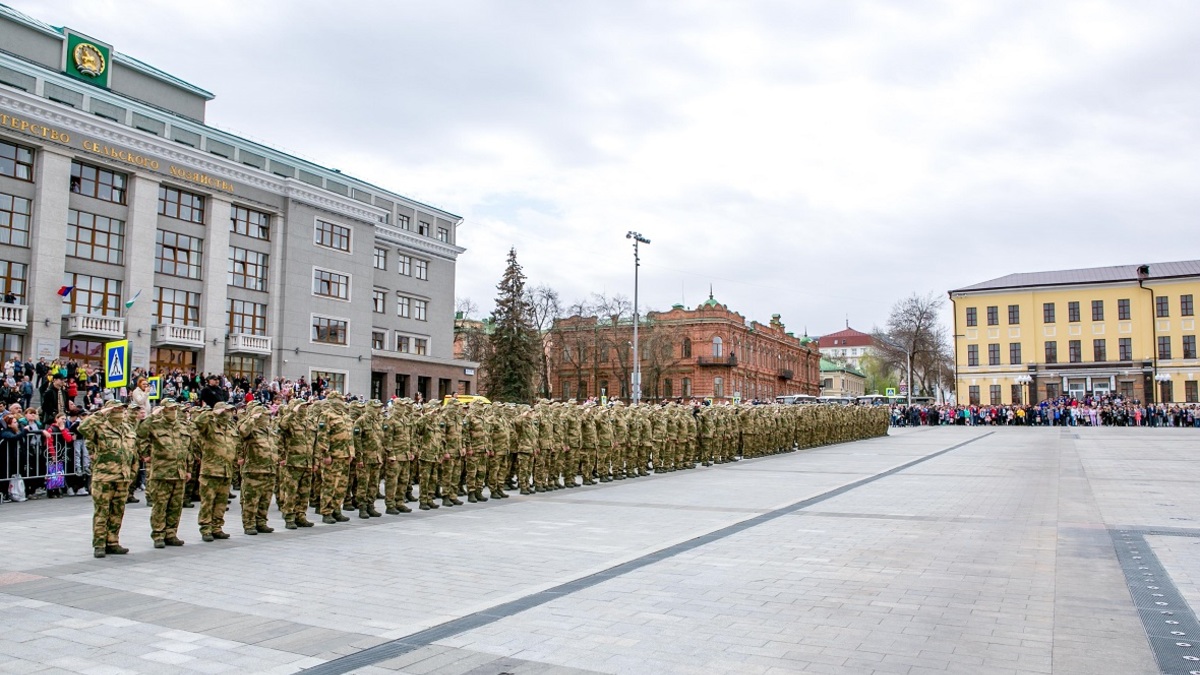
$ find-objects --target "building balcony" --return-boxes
[152,323,206,349]
[697,355,738,367]
[0,304,28,331]
[63,313,125,340]
[778,369,794,380]
[227,332,272,356]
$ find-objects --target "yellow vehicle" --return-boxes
[441,394,491,406]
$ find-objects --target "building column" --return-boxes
[122,174,159,371]
[200,194,232,375]
[26,147,71,363]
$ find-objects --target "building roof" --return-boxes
[820,358,864,377]
[950,260,1200,294]
[817,327,873,347]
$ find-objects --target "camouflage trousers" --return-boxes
[515,452,534,490]
[320,459,350,516]
[383,459,412,508]
[577,448,596,483]
[355,463,382,509]
[241,473,275,530]
[91,480,130,549]
[556,448,573,486]
[417,460,439,506]
[486,454,508,493]
[278,465,312,521]
[440,456,463,499]
[534,450,552,489]
[464,454,487,492]
[197,475,231,535]
[148,479,186,541]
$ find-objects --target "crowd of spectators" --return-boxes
[889,395,1200,427]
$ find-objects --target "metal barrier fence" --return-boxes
[2,429,89,500]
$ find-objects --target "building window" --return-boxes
[314,219,351,252]
[230,205,270,240]
[158,186,205,223]
[312,268,351,301]
[1043,303,1055,324]
[414,337,428,355]
[311,370,347,394]
[713,377,724,399]
[228,247,268,291]
[1157,296,1169,318]
[968,385,980,406]
[415,259,428,280]
[1184,335,1197,360]
[372,289,386,314]
[986,306,998,326]
[312,316,348,345]
[0,261,27,302]
[418,220,430,236]
[398,254,411,276]
[397,295,410,318]
[155,230,204,279]
[1045,341,1057,364]
[989,384,1001,405]
[1158,336,1172,360]
[373,247,387,270]
[967,344,978,366]
[394,373,409,398]
[66,210,124,264]
[154,287,200,326]
[70,161,126,203]
[1068,301,1080,322]
[0,334,23,364]
[1183,295,1195,317]
[1009,343,1021,365]
[372,331,385,350]
[395,334,410,353]
[1118,298,1131,321]
[681,337,692,358]
[1068,340,1081,363]
[1007,305,1019,325]
[227,299,266,335]
[63,273,121,317]
[663,378,673,399]
[1119,337,1132,361]
[682,377,692,397]
[0,140,33,181]
[1161,380,1174,403]
[224,355,264,383]
[712,336,723,357]
[1011,384,1023,405]
[397,214,410,231]
[1187,380,1199,403]
[987,343,1000,366]
[965,307,977,327]
[437,226,449,242]
[0,193,32,247]
[413,299,427,321]
[1093,339,1106,362]
[1091,300,1104,322]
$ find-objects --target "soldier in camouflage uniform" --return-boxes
[562,401,582,487]
[277,399,317,529]
[237,401,279,535]
[78,401,139,558]
[194,401,238,541]
[137,400,192,548]
[463,402,490,502]
[439,403,466,506]
[514,406,537,494]
[533,402,555,492]
[382,399,414,514]
[485,405,510,499]
[316,391,354,524]
[355,400,385,518]
[416,406,445,510]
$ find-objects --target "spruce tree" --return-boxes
[483,248,538,402]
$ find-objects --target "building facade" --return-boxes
[547,294,820,403]
[819,358,866,398]
[950,261,1200,405]
[0,5,475,398]
[816,326,877,370]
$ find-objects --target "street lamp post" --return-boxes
[626,231,650,404]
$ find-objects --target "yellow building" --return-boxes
[949,261,1200,405]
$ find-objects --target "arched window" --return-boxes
[712,336,723,357]
[713,377,725,398]
[682,337,692,358]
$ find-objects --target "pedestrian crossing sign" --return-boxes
[885,387,896,397]
[147,375,161,400]
[104,339,129,389]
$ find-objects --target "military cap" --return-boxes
[102,400,123,410]
[213,401,231,412]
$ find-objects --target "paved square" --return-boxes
[1,426,1194,674]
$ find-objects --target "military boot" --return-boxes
[323,514,338,524]
[334,511,350,522]
[213,531,231,539]
[285,518,298,530]
[359,508,371,519]
[153,539,166,549]
[165,537,185,546]
[395,503,412,513]
[367,506,382,517]
[105,544,129,554]
[419,502,432,510]
[441,497,457,507]
[467,492,478,503]
[475,489,488,502]
[94,547,106,558]
[256,524,274,533]
[296,516,315,527]
[201,532,215,542]
[386,507,401,515]
[519,487,532,495]
[244,528,258,535]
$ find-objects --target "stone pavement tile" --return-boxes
[256,626,367,657]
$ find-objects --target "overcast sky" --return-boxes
[18,0,1200,337]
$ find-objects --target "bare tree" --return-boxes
[455,297,480,320]
[874,292,952,399]
[524,284,562,398]
[640,315,687,401]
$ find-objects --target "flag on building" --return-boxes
[56,285,74,297]
[124,289,141,310]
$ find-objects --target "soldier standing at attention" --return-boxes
[277,400,317,529]
[416,406,446,510]
[194,402,238,542]
[485,406,510,499]
[316,391,354,524]
[137,400,192,548]
[382,399,414,514]
[463,402,490,503]
[355,400,385,519]
[440,402,466,506]
[78,401,138,558]
[237,402,279,535]
[514,406,537,494]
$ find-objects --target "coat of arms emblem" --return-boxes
[72,42,106,78]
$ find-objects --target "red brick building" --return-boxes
[547,294,820,402]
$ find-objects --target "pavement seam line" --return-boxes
[302,430,995,675]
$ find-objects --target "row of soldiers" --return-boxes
[78,394,888,558]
